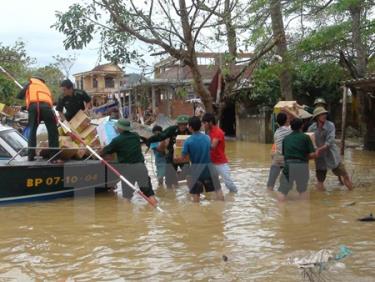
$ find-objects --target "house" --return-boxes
[74,63,124,106]
[120,52,253,127]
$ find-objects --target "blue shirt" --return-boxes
[182,132,211,164]
[150,142,166,164]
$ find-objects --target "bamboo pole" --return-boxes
[340,86,348,155]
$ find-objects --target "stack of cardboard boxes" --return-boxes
[53,110,100,160]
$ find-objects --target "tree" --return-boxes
[53,54,77,78]
[269,0,293,100]
[53,0,227,112]
[0,41,34,104]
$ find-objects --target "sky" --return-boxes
[0,0,152,77]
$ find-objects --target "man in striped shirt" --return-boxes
[267,112,292,190]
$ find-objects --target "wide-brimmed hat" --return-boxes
[313,106,328,119]
[313,97,327,106]
[116,118,132,131]
[176,115,189,124]
[298,108,313,119]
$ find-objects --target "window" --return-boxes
[105,76,115,88]
[93,76,98,88]
[0,130,28,157]
[0,144,11,159]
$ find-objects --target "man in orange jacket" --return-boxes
[17,77,59,161]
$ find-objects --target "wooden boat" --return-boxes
[0,125,117,204]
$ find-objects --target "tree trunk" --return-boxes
[179,0,213,113]
[349,3,370,148]
[270,0,293,100]
[223,0,237,99]
[189,61,214,113]
[349,4,367,78]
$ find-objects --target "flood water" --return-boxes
[0,141,374,281]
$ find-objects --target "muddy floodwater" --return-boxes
[0,141,374,281]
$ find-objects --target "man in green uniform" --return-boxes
[101,119,157,205]
[277,118,318,202]
[147,115,191,189]
[56,79,92,121]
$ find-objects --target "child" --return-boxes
[150,125,167,186]
[175,116,224,202]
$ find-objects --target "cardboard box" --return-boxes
[87,136,100,148]
[174,135,190,158]
[59,136,78,160]
[79,125,97,141]
[274,101,298,115]
[69,110,91,133]
[74,145,87,159]
[175,135,190,147]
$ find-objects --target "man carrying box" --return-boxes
[101,119,157,205]
[175,116,224,203]
[146,115,191,189]
[57,79,92,122]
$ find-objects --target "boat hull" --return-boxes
[0,160,116,204]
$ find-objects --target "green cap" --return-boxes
[176,115,190,124]
[116,118,132,131]
[313,106,328,119]
[313,97,327,106]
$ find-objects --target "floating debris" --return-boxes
[343,201,356,207]
[288,246,352,282]
[222,255,228,262]
[358,213,374,222]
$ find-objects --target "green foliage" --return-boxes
[53,4,96,50]
[292,62,346,104]
[245,61,347,108]
[297,22,351,54]
[0,41,65,105]
[53,2,138,65]
[0,41,33,104]
[247,63,281,107]
[175,87,188,99]
[30,64,64,101]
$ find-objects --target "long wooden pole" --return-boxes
[341,86,348,155]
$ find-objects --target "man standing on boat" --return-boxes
[146,115,191,189]
[101,118,157,205]
[17,76,59,161]
[56,79,92,121]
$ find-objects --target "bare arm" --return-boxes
[58,111,66,121]
[85,101,92,111]
[174,154,190,164]
[211,138,219,149]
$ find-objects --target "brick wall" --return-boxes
[158,99,194,118]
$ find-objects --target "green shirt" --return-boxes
[147,125,190,162]
[103,131,144,164]
[282,131,315,162]
[56,89,91,121]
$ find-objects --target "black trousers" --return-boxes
[28,103,59,159]
[117,163,155,199]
